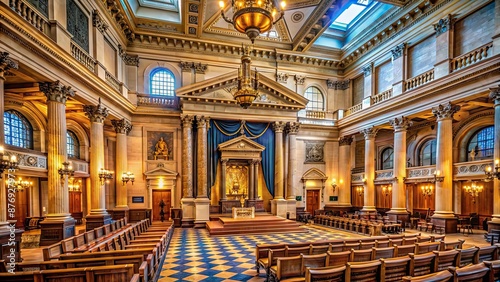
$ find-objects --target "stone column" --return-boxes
[0,53,17,234]
[286,122,300,219]
[489,87,500,228]
[433,15,455,79]
[391,43,406,96]
[431,102,460,233]
[338,136,353,208]
[387,117,412,223]
[111,119,132,220]
[83,99,111,231]
[38,81,76,245]
[220,159,228,201]
[361,127,378,213]
[272,121,287,217]
[249,160,255,201]
[181,115,195,227]
[194,115,210,228]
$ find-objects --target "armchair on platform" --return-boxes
[469,213,480,229]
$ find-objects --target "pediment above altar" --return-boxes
[143,164,179,179]
[176,71,308,111]
[218,136,264,160]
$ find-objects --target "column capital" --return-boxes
[196,115,210,128]
[251,159,260,165]
[489,86,500,104]
[194,63,208,74]
[180,62,193,72]
[40,81,75,104]
[181,115,195,127]
[390,116,413,132]
[294,75,305,85]
[363,64,372,77]
[83,98,109,123]
[287,122,300,134]
[432,102,460,120]
[273,121,286,133]
[92,10,108,33]
[391,43,406,60]
[433,14,456,37]
[362,127,378,139]
[221,158,229,165]
[339,135,353,146]
[118,45,140,66]
[111,119,132,135]
[0,52,18,80]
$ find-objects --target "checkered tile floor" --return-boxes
[158,224,362,281]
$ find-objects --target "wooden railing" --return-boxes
[371,89,393,105]
[345,103,363,117]
[71,42,96,73]
[105,71,121,92]
[451,42,493,72]
[137,93,179,108]
[9,0,49,34]
[405,69,434,91]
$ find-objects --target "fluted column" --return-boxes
[254,161,260,199]
[111,119,132,210]
[0,53,18,232]
[432,102,460,218]
[361,127,378,213]
[249,160,255,200]
[181,115,195,227]
[220,159,228,200]
[83,99,110,218]
[194,115,210,227]
[490,87,500,221]
[388,117,412,221]
[338,136,353,207]
[273,121,286,199]
[286,122,300,200]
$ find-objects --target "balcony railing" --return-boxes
[71,42,96,73]
[405,69,434,91]
[451,42,493,72]
[371,89,393,105]
[105,71,122,93]
[6,148,47,170]
[9,0,49,35]
[453,159,492,178]
[137,93,179,108]
[299,110,326,119]
[345,103,363,117]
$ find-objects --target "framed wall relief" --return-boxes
[305,141,325,163]
[147,131,174,161]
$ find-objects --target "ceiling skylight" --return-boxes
[331,0,374,30]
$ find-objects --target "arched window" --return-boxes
[381,147,394,170]
[4,110,33,149]
[304,86,324,111]
[67,130,80,159]
[420,139,437,166]
[150,68,175,96]
[467,125,494,161]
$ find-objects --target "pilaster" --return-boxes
[361,127,378,213]
[433,15,456,79]
[111,119,132,214]
[489,87,500,222]
[391,43,406,96]
[194,116,209,227]
[362,64,373,109]
[48,0,71,52]
[92,10,109,80]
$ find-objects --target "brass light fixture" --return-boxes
[356,186,364,196]
[331,178,338,192]
[485,159,500,181]
[382,184,392,196]
[219,0,286,43]
[433,170,444,182]
[58,161,74,179]
[98,168,113,185]
[421,184,433,197]
[68,177,82,192]
[231,46,259,108]
[121,171,135,186]
[15,177,32,192]
[0,146,18,177]
[463,181,483,203]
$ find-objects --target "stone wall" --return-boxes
[408,35,436,78]
[375,60,393,94]
[454,2,495,56]
[352,75,364,105]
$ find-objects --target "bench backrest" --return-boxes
[380,256,411,282]
[305,265,346,282]
[276,255,302,280]
[73,233,86,248]
[345,261,381,282]
[61,238,74,253]
[42,243,63,261]
[478,245,498,262]
[409,252,437,277]
[415,242,440,254]
[459,247,479,267]
[326,250,351,267]
[433,250,460,271]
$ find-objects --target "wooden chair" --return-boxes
[301,253,327,273]
[403,237,417,245]
[402,269,453,282]
[61,238,75,254]
[310,244,330,255]
[360,241,376,250]
[42,243,63,261]
[433,250,460,271]
[395,244,415,257]
[345,261,381,282]
[73,233,86,248]
[450,263,490,281]
[330,244,344,252]
[431,234,446,242]
[380,256,411,282]
[372,246,396,260]
[409,252,437,277]
[390,238,403,246]
[326,250,351,267]
[458,247,479,267]
[350,248,373,262]
[477,245,499,262]
[258,248,285,280]
[305,265,345,282]
[285,245,311,257]
[415,241,441,254]
[440,239,465,251]
[255,244,286,275]
[417,236,432,243]
[483,260,500,282]
[269,256,302,282]
[375,240,390,248]
[343,242,361,251]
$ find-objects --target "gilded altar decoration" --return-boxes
[226,164,248,197]
[147,132,174,160]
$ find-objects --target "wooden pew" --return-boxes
[402,269,453,282]
[380,256,411,282]
[305,265,346,282]
[42,242,63,261]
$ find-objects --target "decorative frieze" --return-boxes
[391,43,406,60]
[83,98,109,123]
[390,116,412,132]
[287,122,300,134]
[363,64,372,77]
[433,14,455,36]
[305,141,324,163]
[0,52,18,79]
[361,127,378,139]
[39,81,75,104]
[276,73,289,83]
[432,102,460,120]
[339,136,353,146]
[294,75,305,85]
[326,79,350,90]
[111,119,132,135]
[92,10,108,33]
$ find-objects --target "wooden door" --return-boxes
[9,189,29,228]
[306,190,320,215]
[152,190,171,221]
[69,192,82,213]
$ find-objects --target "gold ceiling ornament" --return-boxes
[219,0,286,43]
[232,45,259,109]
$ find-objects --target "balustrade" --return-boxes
[105,71,122,92]
[405,69,434,91]
[345,103,363,117]
[70,42,96,73]
[451,42,493,72]
[371,89,393,105]
[9,0,49,34]
[137,93,179,108]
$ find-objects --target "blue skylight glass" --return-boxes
[331,0,374,30]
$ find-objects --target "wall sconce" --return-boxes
[485,159,500,182]
[356,186,364,196]
[382,184,392,196]
[421,184,433,197]
[0,146,18,177]
[98,168,113,185]
[58,161,74,179]
[121,171,135,186]
[68,177,82,192]
[362,175,367,184]
[14,177,32,192]
[433,170,444,182]
[331,178,338,192]
[463,181,483,203]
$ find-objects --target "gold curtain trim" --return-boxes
[244,123,270,139]
[213,120,242,136]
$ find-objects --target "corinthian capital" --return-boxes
[111,119,132,135]
[339,136,353,146]
[273,121,286,133]
[181,115,195,127]
[489,86,500,103]
[287,122,300,134]
[39,81,75,104]
[92,10,108,33]
[361,127,378,139]
[390,116,413,132]
[433,14,455,37]
[196,115,209,128]
[432,102,460,120]
[0,52,19,80]
[83,98,109,123]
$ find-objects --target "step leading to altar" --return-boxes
[206,214,308,236]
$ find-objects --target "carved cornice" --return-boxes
[39,81,75,104]
[287,122,300,134]
[294,75,305,85]
[391,43,406,60]
[111,119,132,135]
[433,14,456,36]
[390,116,413,132]
[0,52,18,79]
[339,136,353,146]
[432,102,460,120]
[83,98,109,123]
[363,64,372,77]
[361,127,379,139]
[327,79,350,90]
[276,73,289,83]
[92,10,108,33]
[273,121,286,133]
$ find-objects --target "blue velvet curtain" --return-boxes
[208,120,275,197]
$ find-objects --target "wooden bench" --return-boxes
[402,269,452,281]
[305,265,345,282]
[380,256,411,282]
[42,242,63,261]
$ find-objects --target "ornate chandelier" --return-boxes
[421,184,433,197]
[233,46,259,108]
[463,181,483,203]
[219,0,286,43]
